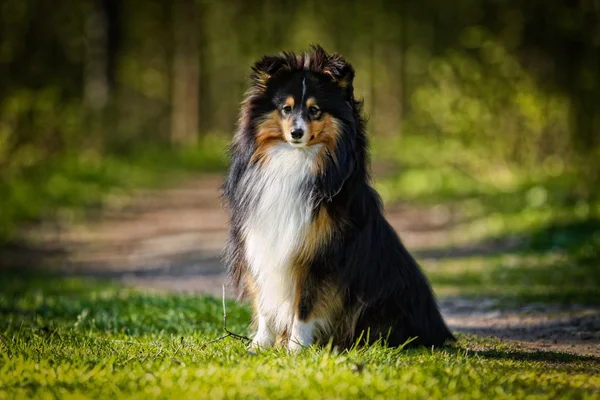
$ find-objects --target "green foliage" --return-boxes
[1,0,598,239]
[1,273,599,399]
[408,35,571,170]
[0,136,229,242]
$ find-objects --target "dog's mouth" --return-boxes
[288,139,307,148]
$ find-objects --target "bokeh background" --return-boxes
[2,3,600,396]
[1,0,599,308]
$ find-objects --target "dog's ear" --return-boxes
[323,53,355,91]
[316,124,356,202]
[250,55,290,91]
[310,45,355,96]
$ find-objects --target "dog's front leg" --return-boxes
[288,274,317,351]
[250,312,275,350]
[289,318,315,351]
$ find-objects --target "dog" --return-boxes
[222,45,455,351]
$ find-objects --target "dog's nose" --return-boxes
[291,129,304,140]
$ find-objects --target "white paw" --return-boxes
[288,319,315,352]
[287,338,307,352]
[249,337,274,351]
[250,314,275,350]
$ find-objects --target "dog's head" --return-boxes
[246,45,357,151]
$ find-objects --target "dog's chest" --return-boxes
[242,145,319,324]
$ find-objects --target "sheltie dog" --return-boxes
[222,45,454,351]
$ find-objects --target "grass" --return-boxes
[427,252,600,304]
[1,272,599,399]
[420,219,600,305]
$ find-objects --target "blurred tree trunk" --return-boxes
[103,0,121,91]
[170,0,199,146]
[572,76,600,217]
[84,0,116,150]
[567,2,600,216]
[371,1,405,136]
[368,0,377,133]
[398,0,407,133]
[84,0,109,111]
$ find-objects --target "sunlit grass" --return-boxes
[1,273,598,399]
[425,252,600,304]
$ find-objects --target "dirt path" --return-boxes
[4,175,599,357]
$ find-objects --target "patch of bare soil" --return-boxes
[3,174,598,357]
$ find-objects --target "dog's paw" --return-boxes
[287,339,306,352]
[250,315,275,351]
[288,319,314,352]
[249,340,268,351]
[249,334,274,351]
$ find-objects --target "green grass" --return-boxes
[1,273,599,399]
[427,252,600,304]
[420,219,600,305]
[0,135,229,243]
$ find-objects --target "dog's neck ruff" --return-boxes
[241,143,321,331]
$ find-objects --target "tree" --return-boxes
[170,0,199,146]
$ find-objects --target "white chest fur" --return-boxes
[241,143,320,331]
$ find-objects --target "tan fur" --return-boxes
[307,113,340,149]
[305,97,317,108]
[280,117,294,142]
[254,71,271,91]
[289,207,356,345]
[296,207,334,267]
[330,304,366,347]
[242,272,260,329]
[250,111,284,164]
[323,69,350,88]
[311,284,344,322]
[279,100,296,144]
[285,96,295,108]
[308,114,342,174]
[291,208,333,315]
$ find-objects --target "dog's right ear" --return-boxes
[250,55,290,91]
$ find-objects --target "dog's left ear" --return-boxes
[250,54,291,91]
[311,45,355,98]
[323,53,355,93]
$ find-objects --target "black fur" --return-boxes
[223,45,455,348]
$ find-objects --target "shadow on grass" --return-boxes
[447,312,600,345]
[439,345,600,367]
[470,347,600,367]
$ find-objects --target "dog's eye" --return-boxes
[308,106,321,117]
[282,105,292,114]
